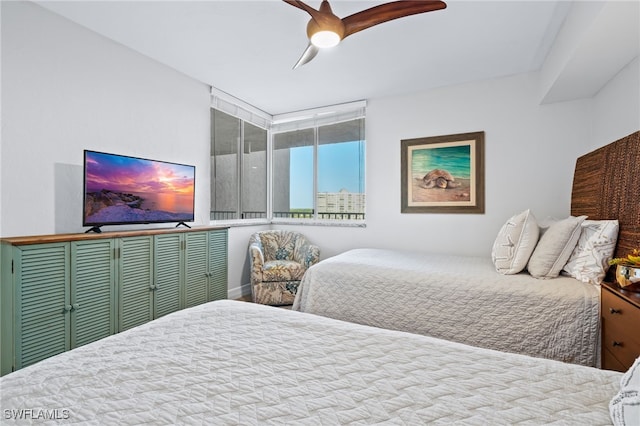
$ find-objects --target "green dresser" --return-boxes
[1,226,228,376]
[119,236,155,331]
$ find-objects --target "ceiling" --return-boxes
[33,1,629,115]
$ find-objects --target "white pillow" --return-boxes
[538,216,559,237]
[492,209,539,275]
[610,357,640,426]
[563,220,619,285]
[527,215,587,279]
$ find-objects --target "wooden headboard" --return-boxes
[571,130,640,265]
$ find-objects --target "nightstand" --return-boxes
[601,281,640,372]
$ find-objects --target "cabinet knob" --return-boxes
[612,341,623,347]
[72,304,80,311]
[609,307,621,314]
[64,305,73,312]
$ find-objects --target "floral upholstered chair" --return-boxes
[249,230,320,305]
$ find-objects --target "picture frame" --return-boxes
[401,131,485,214]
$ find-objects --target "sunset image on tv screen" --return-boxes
[83,151,195,225]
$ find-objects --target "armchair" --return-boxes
[249,230,320,305]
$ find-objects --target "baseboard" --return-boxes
[228,283,251,300]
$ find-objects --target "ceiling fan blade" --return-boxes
[283,0,322,21]
[293,43,320,69]
[342,1,446,38]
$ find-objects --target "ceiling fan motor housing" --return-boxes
[306,13,345,47]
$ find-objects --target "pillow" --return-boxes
[527,215,587,279]
[563,220,619,285]
[492,209,539,275]
[538,216,559,237]
[610,357,640,426]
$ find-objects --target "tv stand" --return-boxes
[0,226,228,376]
[85,226,103,234]
[175,222,191,229]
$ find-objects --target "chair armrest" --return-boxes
[249,243,265,284]
[295,243,320,269]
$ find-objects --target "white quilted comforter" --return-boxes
[0,300,620,425]
[293,248,601,366]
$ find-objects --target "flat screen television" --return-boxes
[83,150,195,232]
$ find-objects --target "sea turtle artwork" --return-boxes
[422,169,461,189]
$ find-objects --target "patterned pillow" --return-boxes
[563,220,619,285]
[492,209,539,275]
[610,356,640,426]
[527,215,587,279]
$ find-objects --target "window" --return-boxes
[273,129,314,218]
[273,118,365,221]
[210,90,365,224]
[317,120,365,220]
[210,109,267,220]
[242,122,268,219]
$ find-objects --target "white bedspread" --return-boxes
[293,248,601,366]
[0,300,619,425]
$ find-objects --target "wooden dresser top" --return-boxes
[0,225,229,246]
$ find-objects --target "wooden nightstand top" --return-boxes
[602,280,640,310]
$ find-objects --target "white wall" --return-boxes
[1,1,210,237]
[0,0,3,238]
[590,57,640,151]
[539,1,639,105]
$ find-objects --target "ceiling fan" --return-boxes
[283,0,447,69]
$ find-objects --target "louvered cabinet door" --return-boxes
[14,243,70,370]
[154,234,183,318]
[118,236,154,331]
[184,232,209,308]
[207,229,228,301]
[70,240,116,348]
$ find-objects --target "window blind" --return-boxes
[271,100,366,133]
[210,87,271,130]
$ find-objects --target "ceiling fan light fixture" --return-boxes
[310,30,341,48]
[285,0,447,67]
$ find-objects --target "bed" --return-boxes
[293,131,640,368]
[293,248,601,366]
[0,299,632,424]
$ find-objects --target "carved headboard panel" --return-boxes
[571,130,640,264]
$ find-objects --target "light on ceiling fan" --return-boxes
[310,30,341,48]
[287,0,447,68]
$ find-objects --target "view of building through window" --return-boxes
[274,120,365,220]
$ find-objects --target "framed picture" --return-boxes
[401,131,485,214]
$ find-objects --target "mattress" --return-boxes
[293,248,601,366]
[0,300,620,425]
